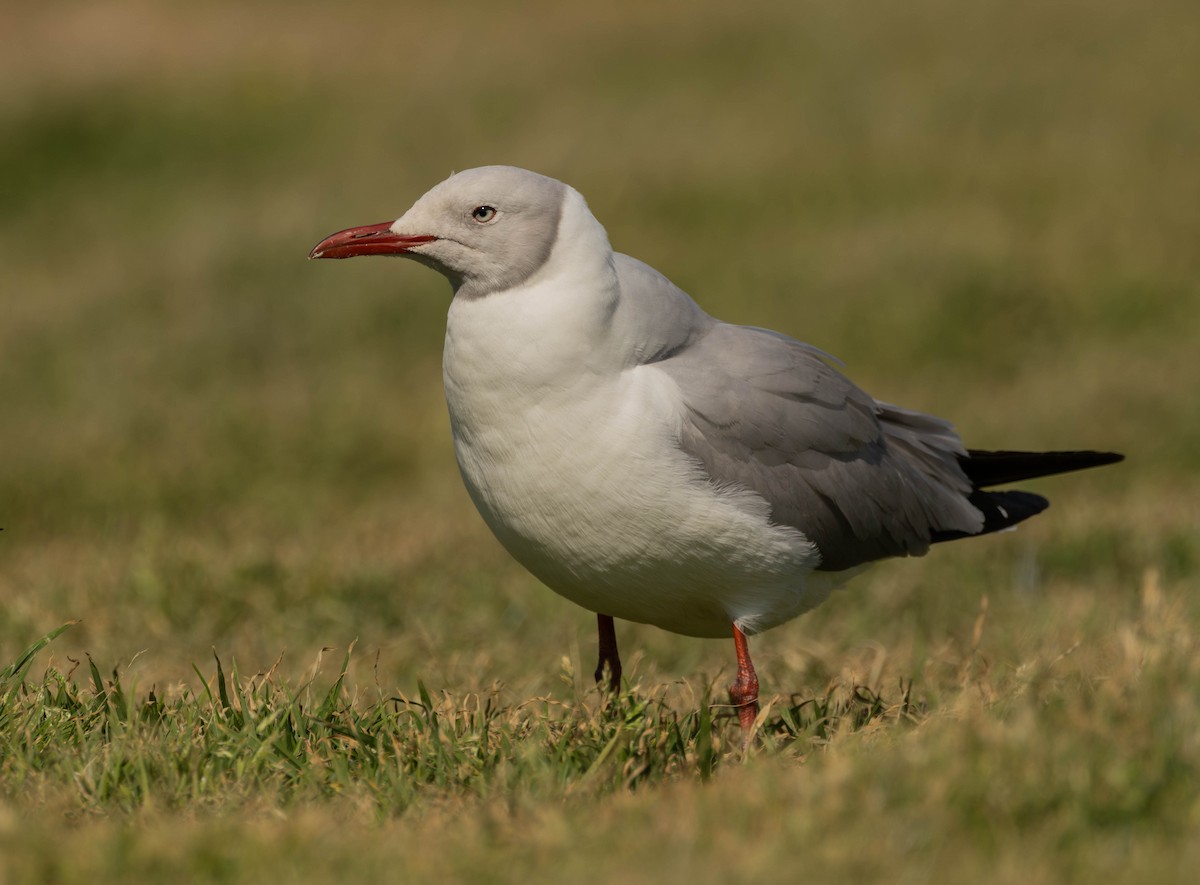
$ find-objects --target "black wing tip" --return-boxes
[930,489,1049,545]
[966,448,1125,464]
[988,489,1050,523]
[1035,449,1124,467]
[961,449,1125,487]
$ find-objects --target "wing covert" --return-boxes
[655,324,985,571]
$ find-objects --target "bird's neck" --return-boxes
[444,261,623,392]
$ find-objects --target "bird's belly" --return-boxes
[445,366,827,638]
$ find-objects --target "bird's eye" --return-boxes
[471,205,498,223]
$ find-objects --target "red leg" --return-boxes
[729,624,760,735]
[594,613,622,693]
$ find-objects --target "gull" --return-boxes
[309,166,1121,735]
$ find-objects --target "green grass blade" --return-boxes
[0,621,77,689]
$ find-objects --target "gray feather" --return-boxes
[653,322,985,571]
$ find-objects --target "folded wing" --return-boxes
[656,323,1040,571]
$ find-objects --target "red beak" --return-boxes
[308,222,438,260]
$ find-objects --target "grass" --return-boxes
[4,574,1199,883]
[1,0,1198,881]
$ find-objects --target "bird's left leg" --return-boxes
[729,624,760,736]
[594,613,622,693]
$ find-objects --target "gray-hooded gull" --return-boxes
[309,165,1122,736]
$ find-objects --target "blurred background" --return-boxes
[1,0,1195,698]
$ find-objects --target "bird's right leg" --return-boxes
[594,613,622,693]
[729,624,760,738]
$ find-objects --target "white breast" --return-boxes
[441,277,829,638]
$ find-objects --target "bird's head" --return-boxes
[309,165,569,299]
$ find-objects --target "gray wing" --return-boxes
[654,323,986,571]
